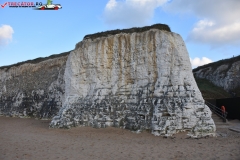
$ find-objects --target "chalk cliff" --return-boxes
[0,52,70,119]
[193,56,240,96]
[49,26,215,137]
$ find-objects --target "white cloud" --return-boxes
[190,57,213,68]
[165,0,240,47]
[103,0,168,27]
[0,25,14,46]
[188,20,240,46]
[192,20,215,32]
[106,0,117,10]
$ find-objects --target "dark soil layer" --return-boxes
[0,50,72,71]
[84,23,171,40]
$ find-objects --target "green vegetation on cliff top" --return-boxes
[195,77,231,99]
[84,23,171,40]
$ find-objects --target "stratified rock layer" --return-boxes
[0,52,70,119]
[50,29,215,137]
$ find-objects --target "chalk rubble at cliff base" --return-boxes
[48,28,216,137]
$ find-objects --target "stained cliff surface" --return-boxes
[193,56,240,96]
[49,28,215,137]
[0,51,70,119]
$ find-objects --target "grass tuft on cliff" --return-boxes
[194,77,231,99]
[84,23,171,40]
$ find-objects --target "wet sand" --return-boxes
[0,116,240,160]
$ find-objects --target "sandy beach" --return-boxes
[0,116,239,160]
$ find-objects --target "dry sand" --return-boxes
[0,116,240,160]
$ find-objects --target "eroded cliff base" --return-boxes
[50,95,215,138]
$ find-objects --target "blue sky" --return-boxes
[0,0,240,68]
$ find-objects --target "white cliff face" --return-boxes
[0,54,69,119]
[49,29,215,137]
[193,60,240,93]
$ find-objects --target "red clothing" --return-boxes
[221,106,226,113]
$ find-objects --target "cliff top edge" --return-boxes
[83,23,171,40]
[0,24,171,71]
[0,50,72,71]
[193,55,240,73]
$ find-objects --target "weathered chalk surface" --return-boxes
[49,29,215,137]
[0,52,69,119]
